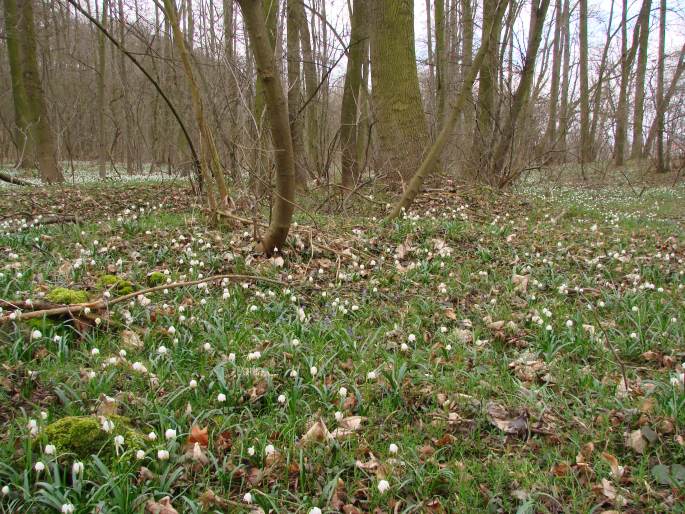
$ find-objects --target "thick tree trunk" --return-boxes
[339,0,367,188]
[369,0,430,184]
[389,0,507,218]
[238,0,295,255]
[16,0,64,183]
[434,0,446,131]
[474,0,501,159]
[2,0,35,168]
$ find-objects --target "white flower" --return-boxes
[44,444,56,455]
[167,326,176,335]
[408,334,416,342]
[247,351,261,361]
[389,443,399,454]
[217,393,227,402]
[53,335,62,343]
[40,411,48,420]
[338,386,348,398]
[310,366,318,376]
[72,461,84,474]
[114,435,124,454]
[27,418,39,436]
[136,449,146,460]
[243,492,253,504]
[309,508,322,514]
[565,320,573,328]
[101,418,115,433]
[1,485,9,496]
[189,379,198,389]
[367,371,377,380]
[165,429,176,440]
[228,352,236,362]
[291,338,300,347]
[400,342,409,352]
[247,446,255,456]
[34,461,45,473]
[157,345,168,355]
[157,449,170,461]
[132,362,148,373]
[335,411,344,422]
[61,504,75,513]
[203,342,212,352]
[277,394,286,404]
[377,479,390,494]
[31,330,42,340]
[264,444,276,455]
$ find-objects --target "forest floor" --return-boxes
[0,175,684,513]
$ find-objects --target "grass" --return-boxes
[0,177,684,513]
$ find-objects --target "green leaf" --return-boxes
[671,464,685,485]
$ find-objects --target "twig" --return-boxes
[0,274,287,324]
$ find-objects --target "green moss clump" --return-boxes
[43,415,145,462]
[97,275,134,296]
[146,271,166,286]
[45,288,89,304]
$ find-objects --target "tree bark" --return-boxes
[388,0,508,218]
[557,0,570,160]
[16,0,64,183]
[630,0,651,159]
[579,0,590,165]
[655,0,667,172]
[339,0,367,188]
[2,0,35,168]
[544,0,562,156]
[96,0,108,179]
[238,0,295,255]
[287,0,307,188]
[369,0,430,184]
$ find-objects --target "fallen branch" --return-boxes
[0,274,287,324]
[0,170,34,187]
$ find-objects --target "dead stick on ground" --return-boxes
[0,274,288,324]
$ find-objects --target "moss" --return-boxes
[146,271,166,286]
[43,415,145,462]
[45,287,89,304]
[97,275,134,296]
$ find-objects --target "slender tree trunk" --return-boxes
[579,0,590,165]
[118,0,136,173]
[340,0,367,187]
[460,0,474,143]
[544,0,562,156]
[96,0,108,179]
[16,0,64,183]
[557,0,570,161]
[489,0,551,184]
[474,0,501,156]
[291,0,320,174]
[630,0,651,159]
[589,0,616,160]
[2,0,35,168]
[435,0,446,131]
[655,0,666,172]
[237,0,295,255]
[287,0,307,189]
[369,0,430,184]
[645,42,685,156]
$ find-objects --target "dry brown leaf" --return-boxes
[300,419,333,446]
[601,452,624,479]
[625,429,647,454]
[96,394,119,416]
[146,496,179,514]
[121,329,143,349]
[551,462,571,477]
[487,401,528,435]
[512,274,530,293]
[198,489,229,510]
[188,426,209,447]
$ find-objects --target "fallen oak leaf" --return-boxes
[146,496,179,514]
[487,401,528,435]
[300,418,333,446]
[188,425,209,447]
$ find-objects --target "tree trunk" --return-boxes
[238,0,296,255]
[474,0,501,159]
[118,0,136,173]
[389,0,508,218]
[17,0,64,183]
[2,0,35,168]
[655,0,666,172]
[557,0,570,161]
[96,0,108,179]
[488,0,551,185]
[339,0,367,188]
[544,0,562,156]
[369,0,430,184]
[287,0,307,188]
[434,0,446,131]
[630,0,651,159]
[579,0,590,165]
